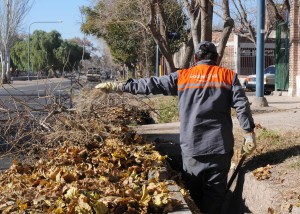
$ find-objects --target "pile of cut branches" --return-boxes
[0,87,183,213]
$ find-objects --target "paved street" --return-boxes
[0,77,83,112]
[2,77,74,94]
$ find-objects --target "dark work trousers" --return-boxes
[182,151,233,214]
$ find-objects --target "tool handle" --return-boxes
[226,154,247,192]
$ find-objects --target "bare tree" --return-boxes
[200,0,214,41]
[85,0,234,72]
[180,0,201,68]
[215,0,234,64]
[231,0,290,44]
[148,0,176,72]
[0,0,32,84]
[180,0,233,68]
[148,0,233,69]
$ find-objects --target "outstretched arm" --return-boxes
[122,72,178,96]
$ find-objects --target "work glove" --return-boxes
[242,132,256,155]
[95,82,123,93]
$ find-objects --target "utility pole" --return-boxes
[156,45,159,77]
[155,14,160,77]
[253,0,268,107]
[5,0,11,83]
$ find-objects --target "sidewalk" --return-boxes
[9,77,69,87]
[135,94,300,141]
[249,94,300,111]
[247,95,300,132]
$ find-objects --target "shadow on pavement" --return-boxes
[223,144,300,213]
[245,144,300,171]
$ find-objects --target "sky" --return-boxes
[24,0,92,40]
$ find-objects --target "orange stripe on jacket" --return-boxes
[177,64,235,91]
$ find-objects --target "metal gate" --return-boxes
[239,45,275,76]
[275,22,289,91]
[174,36,276,77]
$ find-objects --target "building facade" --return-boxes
[173,32,276,77]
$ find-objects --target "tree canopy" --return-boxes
[80,0,187,75]
[10,30,90,74]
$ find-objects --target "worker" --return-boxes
[95,41,256,214]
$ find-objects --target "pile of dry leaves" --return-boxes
[0,88,183,213]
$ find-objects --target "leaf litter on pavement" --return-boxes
[0,88,185,214]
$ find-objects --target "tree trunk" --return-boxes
[200,0,213,41]
[1,62,8,84]
[217,0,234,65]
[179,36,194,69]
[183,0,201,47]
[148,0,176,73]
[0,50,10,84]
[1,52,5,82]
[6,50,11,82]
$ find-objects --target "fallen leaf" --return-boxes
[140,184,151,206]
[77,194,92,212]
[268,207,275,214]
[64,187,78,199]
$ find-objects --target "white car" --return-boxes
[243,65,275,95]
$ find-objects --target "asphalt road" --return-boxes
[0,77,83,114]
[1,78,74,95]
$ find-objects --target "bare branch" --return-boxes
[231,0,256,43]
[217,0,234,64]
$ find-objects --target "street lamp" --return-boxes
[27,20,63,80]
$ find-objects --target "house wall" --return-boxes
[173,32,276,76]
[215,33,275,76]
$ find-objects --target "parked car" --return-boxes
[86,68,106,82]
[243,65,275,95]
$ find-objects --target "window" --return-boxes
[264,66,275,74]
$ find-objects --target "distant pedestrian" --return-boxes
[95,41,256,214]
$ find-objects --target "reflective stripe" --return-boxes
[178,82,232,90]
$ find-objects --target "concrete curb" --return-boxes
[134,100,300,213]
[168,184,193,214]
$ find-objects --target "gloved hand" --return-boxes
[242,132,256,155]
[95,82,117,93]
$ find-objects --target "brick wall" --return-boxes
[289,0,300,96]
